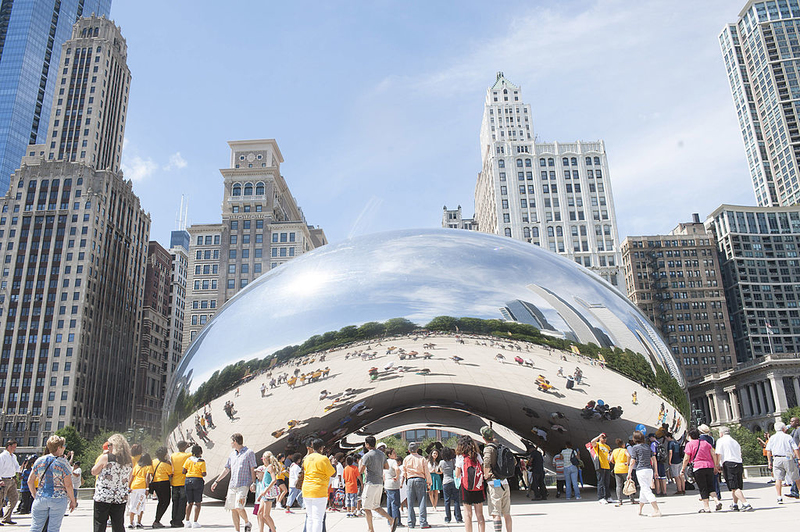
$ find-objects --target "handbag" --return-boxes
[622,478,637,496]
[570,450,580,467]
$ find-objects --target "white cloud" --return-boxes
[165,151,188,171]
[121,155,159,183]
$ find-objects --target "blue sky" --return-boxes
[110,0,755,247]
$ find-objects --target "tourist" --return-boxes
[765,421,800,504]
[481,426,511,531]
[359,436,397,532]
[698,425,722,507]
[789,417,800,498]
[627,431,661,517]
[455,436,485,532]
[301,438,336,532]
[609,438,632,506]
[92,434,133,532]
[427,448,442,511]
[590,432,612,503]
[170,441,192,528]
[71,458,82,493]
[211,433,257,532]
[183,445,207,528]
[402,442,431,529]
[255,452,280,532]
[551,452,565,498]
[18,456,33,514]
[150,447,173,529]
[384,448,403,527]
[439,446,462,523]
[28,435,77,532]
[666,433,684,495]
[715,426,753,511]
[327,452,344,510]
[285,454,304,512]
[526,448,546,500]
[343,455,359,517]
[647,434,667,496]
[128,453,153,528]
[681,428,717,513]
[559,442,580,500]
[0,439,20,524]
[274,453,288,509]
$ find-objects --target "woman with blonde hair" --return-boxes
[255,452,281,532]
[28,435,77,532]
[92,434,133,532]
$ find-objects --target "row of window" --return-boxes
[231,183,266,196]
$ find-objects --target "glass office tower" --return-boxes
[0,0,111,194]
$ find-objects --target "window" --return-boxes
[498,160,505,168]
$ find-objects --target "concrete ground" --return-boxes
[28,476,800,531]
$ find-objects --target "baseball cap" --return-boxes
[480,426,495,439]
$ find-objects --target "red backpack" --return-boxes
[462,454,484,491]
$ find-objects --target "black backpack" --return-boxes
[487,443,516,480]
[655,438,668,463]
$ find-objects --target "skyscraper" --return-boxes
[182,140,327,352]
[471,73,624,290]
[0,15,147,451]
[0,0,112,194]
[721,1,800,206]
[621,215,735,383]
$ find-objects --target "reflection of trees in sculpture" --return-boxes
[170,316,688,426]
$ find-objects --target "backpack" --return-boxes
[570,449,580,467]
[487,443,516,480]
[655,438,668,463]
[462,455,484,491]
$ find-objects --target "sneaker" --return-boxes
[136,525,144,529]
[285,509,293,514]
[153,523,165,529]
[1,522,15,526]
[741,504,754,512]
[244,523,252,532]
[192,523,201,529]
[715,502,722,511]
[730,504,739,511]
[778,497,784,505]
[599,499,608,504]
[128,526,135,530]
[421,526,431,530]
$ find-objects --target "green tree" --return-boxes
[55,425,87,457]
[781,406,800,425]
[425,316,457,332]
[384,318,417,336]
[727,424,767,465]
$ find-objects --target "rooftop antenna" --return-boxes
[175,195,188,231]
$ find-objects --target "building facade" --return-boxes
[133,242,171,432]
[721,0,800,206]
[621,216,736,383]
[471,73,624,290]
[442,205,478,230]
[705,204,800,362]
[0,16,148,451]
[0,1,112,194]
[689,353,800,432]
[182,140,327,352]
[166,230,188,393]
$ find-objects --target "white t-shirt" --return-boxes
[384,458,401,490]
[329,462,344,488]
[289,462,301,487]
[454,454,483,474]
[72,466,82,489]
[714,435,742,464]
[766,431,798,457]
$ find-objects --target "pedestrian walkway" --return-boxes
[38,476,800,531]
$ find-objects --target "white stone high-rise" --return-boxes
[721,1,800,207]
[472,73,624,290]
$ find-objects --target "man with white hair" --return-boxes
[715,426,753,511]
[765,421,800,504]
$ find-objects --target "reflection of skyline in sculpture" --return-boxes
[500,299,555,332]
[525,285,612,347]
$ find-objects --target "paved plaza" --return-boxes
[33,476,800,531]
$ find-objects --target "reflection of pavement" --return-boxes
[169,334,683,489]
[60,479,793,530]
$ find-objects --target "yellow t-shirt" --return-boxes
[611,448,629,474]
[170,451,192,487]
[130,464,153,490]
[301,453,336,499]
[185,457,206,479]
[152,459,174,483]
[594,442,611,469]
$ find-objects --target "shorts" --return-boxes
[127,489,147,515]
[225,485,250,511]
[773,456,800,483]
[486,484,510,516]
[670,463,682,478]
[361,483,383,510]
[345,492,358,508]
[656,462,666,479]
[722,462,743,491]
[185,477,205,504]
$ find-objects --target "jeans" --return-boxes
[287,487,304,509]
[385,489,401,521]
[30,497,68,532]
[151,480,171,523]
[303,497,326,532]
[442,482,462,522]
[597,468,611,500]
[170,485,187,527]
[406,477,428,527]
[94,501,126,532]
[564,465,580,499]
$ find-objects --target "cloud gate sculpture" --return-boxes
[164,229,687,495]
